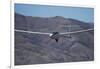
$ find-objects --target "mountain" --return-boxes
[15,13,94,65]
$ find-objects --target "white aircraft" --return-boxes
[15,28,93,42]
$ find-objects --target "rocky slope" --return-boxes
[15,13,94,65]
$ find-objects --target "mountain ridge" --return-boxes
[15,13,93,23]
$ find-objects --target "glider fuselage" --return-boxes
[50,32,60,42]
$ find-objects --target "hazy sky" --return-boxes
[15,4,94,22]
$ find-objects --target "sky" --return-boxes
[15,3,94,23]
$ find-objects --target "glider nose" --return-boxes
[49,34,53,37]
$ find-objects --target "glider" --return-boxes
[15,28,93,42]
